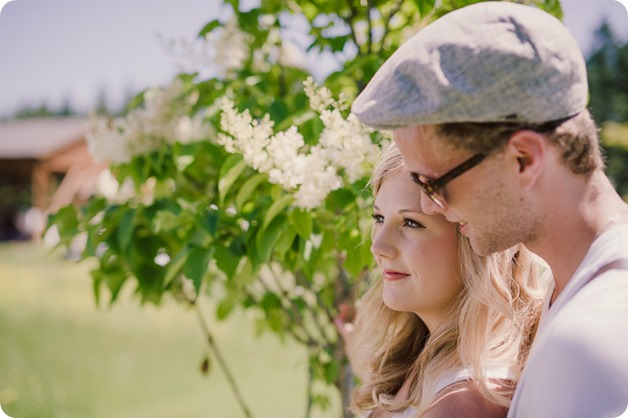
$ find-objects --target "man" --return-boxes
[352,2,628,417]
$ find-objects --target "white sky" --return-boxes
[0,0,626,118]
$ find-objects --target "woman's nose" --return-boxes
[370,229,397,259]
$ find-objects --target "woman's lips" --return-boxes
[382,269,410,281]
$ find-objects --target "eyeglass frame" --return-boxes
[409,153,487,208]
[407,115,577,208]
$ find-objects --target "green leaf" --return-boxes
[256,215,286,263]
[218,155,247,206]
[290,208,312,238]
[127,235,165,304]
[273,225,297,258]
[268,98,289,122]
[328,35,351,53]
[261,194,293,231]
[183,247,214,294]
[301,2,319,21]
[237,9,262,37]
[82,226,99,259]
[198,19,221,37]
[49,205,79,246]
[125,89,146,111]
[260,292,282,311]
[164,246,191,286]
[117,208,135,256]
[344,244,367,277]
[324,360,340,384]
[414,0,436,17]
[152,210,179,234]
[224,0,239,13]
[275,109,317,131]
[203,209,220,237]
[214,244,241,280]
[326,188,355,211]
[91,258,127,306]
[235,173,267,210]
[362,235,374,269]
[534,0,563,20]
[216,298,235,320]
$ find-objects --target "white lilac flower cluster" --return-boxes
[160,16,253,80]
[86,79,212,164]
[218,78,382,209]
[162,14,306,80]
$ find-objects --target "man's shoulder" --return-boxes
[526,268,628,381]
[545,270,628,342]
[509,253,628,418]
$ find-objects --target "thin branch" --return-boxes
[379,0,404,52]
[305,361,314,418]
[341,0,360,52]
[256,273,323,347]
[366,0,374,54]
[269,269,334,345]
[242,285,316,347]
[194,303,255,418]
[295,271,336,329]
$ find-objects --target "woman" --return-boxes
[338,145,545,418]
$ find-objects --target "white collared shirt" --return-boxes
[508,224,628,418]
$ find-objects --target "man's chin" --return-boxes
[468,235,508,257]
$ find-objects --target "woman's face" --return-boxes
[371,168,463,332]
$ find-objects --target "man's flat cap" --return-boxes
[351,2,588,129]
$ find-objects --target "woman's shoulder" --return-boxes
[421,380,507,418]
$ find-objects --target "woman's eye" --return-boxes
[372,214,384,223]
[403,218,424,229]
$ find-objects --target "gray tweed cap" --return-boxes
[351,2,588,129]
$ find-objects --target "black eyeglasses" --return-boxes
[410,153,487,208]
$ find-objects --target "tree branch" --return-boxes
[268,269,334,346]
[366,0,374,54]
[341,0,360,53]
[256,273,322,347]
[295,270,336,331]
[379,0,404,52]
[194,303,255,418]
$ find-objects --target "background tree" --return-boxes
[49,1,564,417]
[587,21,628,199]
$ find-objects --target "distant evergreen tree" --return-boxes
[58,97,75,116]
[14,103,57,118]
[587,22,628,123]
[587,21,628,200]
[14,100,77,118]
[94,88,111,116]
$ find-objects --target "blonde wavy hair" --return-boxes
[349,144,545,417]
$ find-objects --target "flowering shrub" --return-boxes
[49,1,565,416]
[87,79,212,164]
[218,79,381,209]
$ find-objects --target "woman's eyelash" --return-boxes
[403,218,425,228]
[372,214,425,229]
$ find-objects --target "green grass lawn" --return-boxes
[0,242,340,418]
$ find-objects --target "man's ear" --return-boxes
[506,130,546,185]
